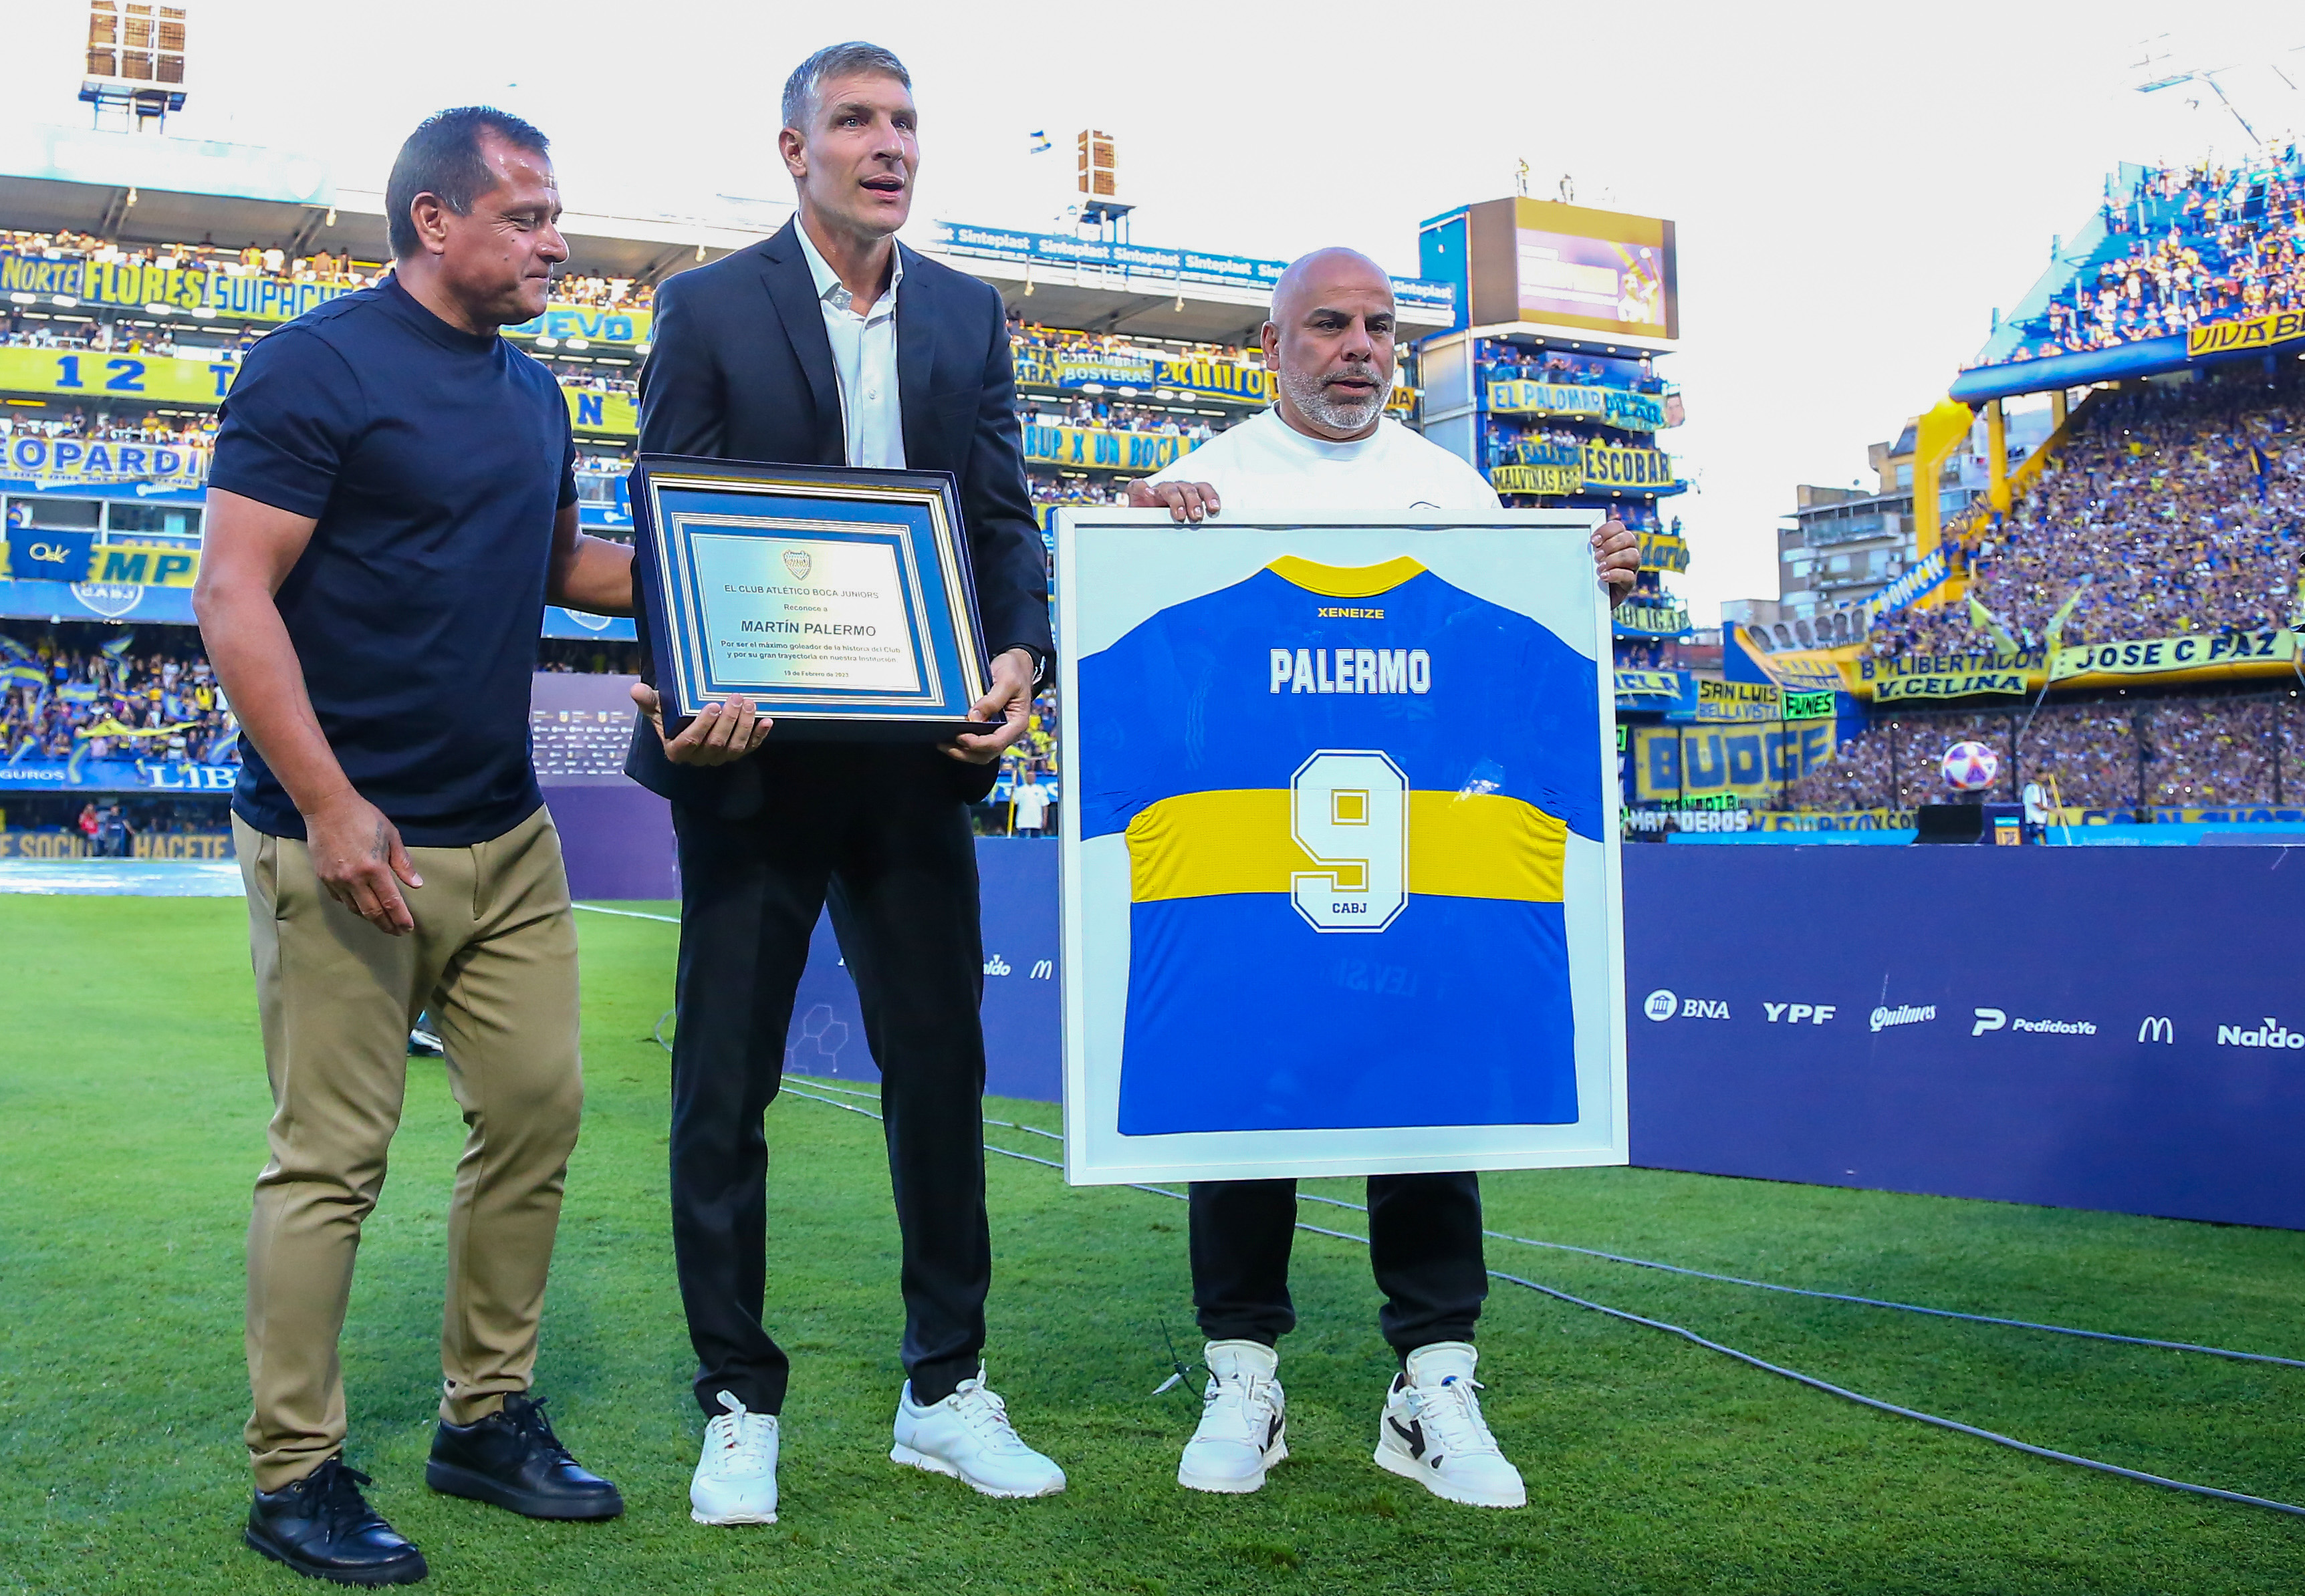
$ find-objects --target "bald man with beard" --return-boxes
[1127,248,1637,1511]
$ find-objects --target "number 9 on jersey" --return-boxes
[1289,749,1409,933]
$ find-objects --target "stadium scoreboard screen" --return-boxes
[1457,198,1678,342]
[1783,690,1836,722]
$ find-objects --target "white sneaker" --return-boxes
[890,1371,1066,1499]
[1371,1343,1526,1508]
[1177,1339,1288,1494]
[691,1390,779,1525]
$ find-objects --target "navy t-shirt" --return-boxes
[211,277,576,846]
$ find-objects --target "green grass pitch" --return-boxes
[4,894,2305,1593]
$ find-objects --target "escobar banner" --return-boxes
[2050,628,2296,680]
[2187,307,2305,360]
[2,434,209,485]
[1487,380,1667,432]
[1630,723,1836,801]
[1023,424,1189,473]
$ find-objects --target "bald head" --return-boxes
[1263,247,1397,441]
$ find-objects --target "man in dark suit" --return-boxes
[623,42,1062,1524]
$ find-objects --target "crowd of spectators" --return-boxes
[1477,348,1663,393]
[0,405,216,449]
[1,626,237,768]
[1869,368,2304,662]
[1772,693,2305,811]
[1997,148,2305,360]
[1016,396,1217,438]
[1009,319,1258,373]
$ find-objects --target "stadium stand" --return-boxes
[1991,146,2305,362]
[1869,364,2302,661]
[1,623,235,765]
[1771,694,2305,812]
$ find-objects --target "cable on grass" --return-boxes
[777,1082,2305,1518]
[794,1079,2305,1371]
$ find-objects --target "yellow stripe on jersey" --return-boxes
[1265,555,1427,597]
[1124,789,1566,904]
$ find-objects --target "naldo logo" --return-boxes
[1643,990,1729,1021]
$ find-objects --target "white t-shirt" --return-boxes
[1012,780,1050,827]
[1145,407,1500,512]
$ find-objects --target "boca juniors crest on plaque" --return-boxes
[1053,509,1627,1186]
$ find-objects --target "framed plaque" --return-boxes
[1054,508,1624,1186]
[630,455,993,739]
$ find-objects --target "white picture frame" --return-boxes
[1055,508,1626,1185]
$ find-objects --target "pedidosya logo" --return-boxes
[1643,989,1677,1022]
[2219,1018,2305,1049]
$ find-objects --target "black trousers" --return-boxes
[666,745,990,1417]
[1189,1172,1488,1356]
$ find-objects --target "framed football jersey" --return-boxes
[1056,509,1626,1184]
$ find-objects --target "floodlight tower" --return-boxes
[80,0,189,133]
[1074,129,1133,242]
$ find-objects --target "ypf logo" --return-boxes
[781,548,813,581]
[1643,990,1678,1022]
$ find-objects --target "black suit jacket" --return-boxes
[624,219,1054,812]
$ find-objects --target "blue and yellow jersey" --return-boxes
[1077,556,1600,1135]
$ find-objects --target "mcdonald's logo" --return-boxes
[2137,1016,2174,1045]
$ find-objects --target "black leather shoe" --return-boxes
[245,1457,427,1586]
[427,1393,623,1520]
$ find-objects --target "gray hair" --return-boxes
[781,42,911,133]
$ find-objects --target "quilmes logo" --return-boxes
[2138,1016,2175,1045]
[1762,1002,1836,1025]
[1975,1008,2097,1037]
[2218,1018,2305,1050]
[1643,989,1729,1021]
[781,547,813,581]
[1870,1003,1936,1033]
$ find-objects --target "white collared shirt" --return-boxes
[794,221,905,469]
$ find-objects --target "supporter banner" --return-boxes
[1730,632,1850,695]
[1487,380,1667,431]
[1491,463,1580,495]
[1630,723,1837,801]
[0,759,237,792]
[2049,628,2296,680]
[0,250,654,342]
[1,534,197,586]
[1580,442,1677,491]
[929,221,1457,314]
[503,305,652,347]
[1021,424,1189,473]
[0,346,239,404]
[1856,646,2042,702]
[564,389,638,436]
[1638,530,1687,571]
[1693,679,1779,722]
[0,829,235,859]
[1,434,208,485]
[1859,547,1949,622]
[1752,809,1915,831]
[1612,668,1685,702]
[2185,308,2305,360]
[1613,599,1690,638]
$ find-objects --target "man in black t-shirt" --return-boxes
[197,108,756,1586]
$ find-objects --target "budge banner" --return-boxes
[1631,723,1836,801]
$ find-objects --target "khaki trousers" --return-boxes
[233,805,583,1490]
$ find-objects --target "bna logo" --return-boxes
[1643,990,1677,1022]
